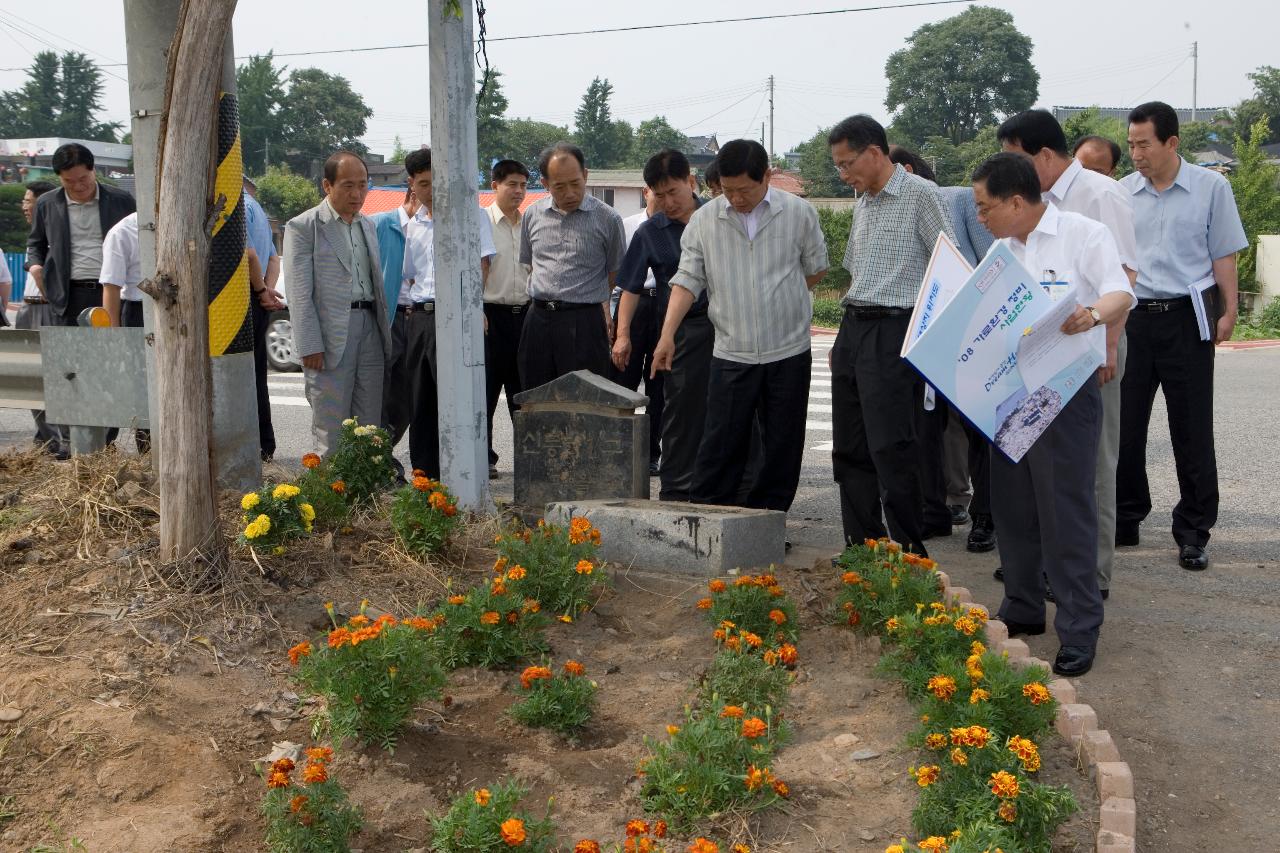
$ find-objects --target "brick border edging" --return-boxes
[935,571,1137,853]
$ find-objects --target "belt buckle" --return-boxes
[1154,301,1171,313]
[545,300,559,311]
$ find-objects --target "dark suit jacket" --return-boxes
[27,182,137,318]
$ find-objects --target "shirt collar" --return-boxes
[741,187,773,216]
[66,184,100,206]
[872,164,908,198]
[398,207,411,227]
[1046,157,1082,204]
[1129,157,1192,196]
[413,205,433,224]
[654,195,703,229]
[1028,202,1061,240]
[551,193,598,215]
[487,201,519,226]
[323,197,361,224]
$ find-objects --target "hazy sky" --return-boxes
[0,0,1269,161]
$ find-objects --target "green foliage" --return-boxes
[476,70,510,177]
[908,653,1058,742]
[326,418,396,506]
[238,53,288,175]
[629,116,688,167]
[504,118,573,176]
[0,183,28,254]
[508,661,597,735]
[429,778,557,853]
[293,607,446,751]
[875,603,989,693]
[832,541,945,635]
[1060,107,1132,178]
[277,68,373,175]
[1228,119,1280,290]
[574,78,632,168]
[390,476,461,559]
[700,572,798,647]
[815,206,853,293]
[429,583,550,669]
[1235,296,1280,339]
[915,125,1002,187]
[297,461,350,530]
[261,750,362,853]
[1232,66,1280,143]
[255,165,321,223]
[237,483,314,553]
[699,649,793,713]
[885,6,1038,146]
[495,517,606,618]
[794,127,852,198]
[812,297,843,329]
[0,51,118,141]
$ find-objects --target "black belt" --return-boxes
[1134,296,1191,313]
[407,301,435,314]
[70,279,101,289]
[533,298,595,312]
[640,288,657,297]
[351,300,376,311]
[23,296,48,305]
[485,302,529,314]
[847,305,911,320]
[395,304,412,314]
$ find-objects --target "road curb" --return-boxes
[936,571,1137,853]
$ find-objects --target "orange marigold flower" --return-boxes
[778,644,798,666]
[1022,682,1052,705]
[969,688,992,704]
[289,793,308,813]
[522,598,541,614]
[448,594,467,605]
[494,557,509,573]
[491,579,508,595]
[741,631,762,648]
[763,649,779,666]
[267,770,290,789]
[688,838,719,853]
[302,762,328,784]
[474,788,491,806]
[741,717,767,739]
[500,817,526,846]
[666,724,681,736]
[348,614,369,628]
[998,800,1018,822]
[733,575,754,587]
[271,757,295,774]
[428,491,449,511]
[375,613,396,628]
[575,559,594,575]
[696,597,713,610]
[563,660,585,677]
[913,764,940,787]
[925,733,948,749]
[927,675,957,701]
[304,747,334,763]
[574,843,603,853]
[885,542,901,554]
[506,565,527,581]
[917,838,949,853]
[625,819,649,837]
[412,475,433,492]
[407,616,435,631]
[767,609,787,625]
[990,770,1020,798]
[480,611,501,626]
[720,705,745,718]
[724,636,741,652]
[288,641,312,665]
[732,845,750,853]
[301,452,321,469]
[767,585,785,597]
[653,820,667,838]
[708,579,727,593]
[520,665,553,689]
[330,480,346,494]
[771,778,790,798]
[506,611,518,624]
[327,627,351,648]
[712,628,726,642]
[950,747,968,766]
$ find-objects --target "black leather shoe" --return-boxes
[1100,588,1110,601]
[992,566,1004,582]
[1115,526,1139,547]
[949,504,970,526]
[967,514,997,553]
[1001,618,1046,637]
[1179,545,1209,571]
[1053,644,1096,677]
[649,459,661,477]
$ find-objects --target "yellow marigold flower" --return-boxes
[575,559,594,575]
[1022,682,1052,705]
[287,641,311,665]
[696,597,713,610]
[733,844,751,853]
[950,747,968,766]
[499,817,526,846]
[474,788,491,806]
[241,492,260,510]
[763,649,779,666]
[989,770,1020,799]
[927,675,957,701]
[273,483,301,500]
[272,545,286,556]
[998,800,1017,822]
[665,724,681,736]
[740,717,767,739]
[506,565,527,581]
[558,614,573,623]
[299,503,315,523]
[969,688,991,704]
[480,611,501,626]
[917,837,949,853]
[913,764,940,787]
[953,616,979,636]
[971,640,987,656]
[886,616,902,631]
[925,733,948,749]
[885,845,906,853]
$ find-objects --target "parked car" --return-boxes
[266,254,298,372]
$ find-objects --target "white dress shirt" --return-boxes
[622,209,656,289]
[396,206,415,306]
[99,212,142,301]
[999,203,1136,358]
[405,204,496,303]
[734,187,773,241]
[1045,157,1138,273]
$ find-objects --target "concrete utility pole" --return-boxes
[768,74,775,161]
[428,0,492,513]
[1191,41,1199,123]
[126,0,240,565]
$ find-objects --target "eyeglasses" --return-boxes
[974,197,1010,218]
[833,147,871,174]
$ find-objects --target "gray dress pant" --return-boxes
[304,307,385,456]
[993,380,1105,648]
[1095,333,1127,591]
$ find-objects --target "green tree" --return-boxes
[389,136,410,165]
[815,207,854,294]
[505,118,572,177]
[55,52,118,140]
[476,69,510,175]
[254,165,321,223]
[237,52,288,175]
[277,68,372,176]
[1228,119,1280,291]
[15,51,61,137]
[1060,107,1132,177]
[885,6,1038,146]
[1233,66,1280,142]
[794,127,852,198]
[574,78,630,168]
[629,116,687,166]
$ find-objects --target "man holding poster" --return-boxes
[971,153,1135,677]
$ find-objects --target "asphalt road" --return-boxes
[0,336,1277,850]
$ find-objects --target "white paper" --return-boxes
[1014,286,1101,393]
[902,233,974,356]
[1188,275,1217,342]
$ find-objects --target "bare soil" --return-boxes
[0,451,1094,852]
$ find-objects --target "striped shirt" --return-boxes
[842,164,955,309]
[519,193,625,304]
[670,189,828,365]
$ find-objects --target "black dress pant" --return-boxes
[830,311,927,551]
[917,392,952,530]
[517,302,610,391]
[1117,305,1217,547]
[611,291,665,463]
[690,350,811,512]
[964,417,991,517]
[250,298,274,459]
[406,307,441,478]
[660,312,713,501]
[484,303,528,466]
[382,308,413,447]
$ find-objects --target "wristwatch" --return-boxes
[1086,306,1102,327]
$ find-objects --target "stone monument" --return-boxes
[513,370,649,509]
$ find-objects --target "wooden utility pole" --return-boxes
[138,0,238,565]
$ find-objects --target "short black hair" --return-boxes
[642,149,692,188]
[971,152,1041,204]
[492,159,530,183]
[888,145,936,183]
[51,143,94,174]
[26,180,56,197]
[538,142,586,178]
[1128,101,1179,143]
[827,114,889,155]
[1072,135,1122,170]
[323,150,368,183]
[703,159,721,188]
[715,139,769,182]
[404,147,432,178]
[996,109,1069,157]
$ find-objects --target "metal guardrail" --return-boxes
[0,328,43,409]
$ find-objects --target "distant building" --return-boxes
[1051,105,1229,126]
[0,136,132,181]
[584,169,649,217]
[359,187,549,217]
[683,134,720,168]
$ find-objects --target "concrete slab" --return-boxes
[544,499,786,575]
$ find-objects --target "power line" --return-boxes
[681,88,765,132]
[0,9,122,65]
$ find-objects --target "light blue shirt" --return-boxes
[243,193,277,264]
[1120,158,1247,300]
[373,208,413,322]
[939,186,994,267]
